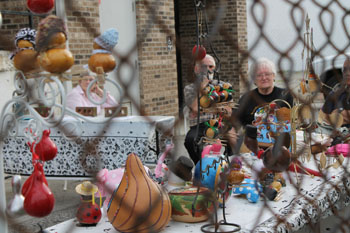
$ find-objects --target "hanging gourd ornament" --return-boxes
[27,0,55,14]
[107,153,171,233]
[22,162,48,197]
[89,28,119,74]
[23,170,55,217]
[36,15,74,73]
[11,28,40,73]
[192,44,206,61]
[33,129,58,162]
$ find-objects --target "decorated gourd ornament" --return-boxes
[33,129,58,162]
[23,170,55,217]
[88,28,118,74]
[168,186,211,223]
[107,153,171,233]
[27,0,55,14]
[192,44,206,61]
[199,95,212,108]
[22,162,48,197]
[36,15,74,73]
[11,28,40,73]
[75,181,102,226]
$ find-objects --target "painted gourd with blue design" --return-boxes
[193,156,231,204]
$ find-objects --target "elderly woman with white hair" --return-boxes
[66,68,118,115]
[237,57,293,126]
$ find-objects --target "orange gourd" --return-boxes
[48,32,66,49]
[107,153,171,233]
[39,48,74,73]
[13,49,40,73]
[17,40,34,49]
[88,53,116,74]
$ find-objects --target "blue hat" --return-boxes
[94,28,119,51]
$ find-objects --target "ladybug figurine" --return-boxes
[75,181,102,226]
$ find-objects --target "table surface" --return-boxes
[45,153,350,233]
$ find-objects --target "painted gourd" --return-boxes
[107,153,171,233]
[194,157,231,204]
[34,129,58,162]
[88,42,116,74]
[27,0,55,14]
[192,45,206,61]
[168,186,211,223]
[22,162,48,196]
[23,170,55,217]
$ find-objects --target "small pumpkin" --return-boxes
[107,153,171,233]
[39,48,74,73]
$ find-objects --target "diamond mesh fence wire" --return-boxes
[1,0,350,232]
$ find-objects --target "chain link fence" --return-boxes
[1,0,350,232]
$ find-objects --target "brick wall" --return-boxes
[135,0,179,116]
[0,0,99,68]
[176,0,248,102]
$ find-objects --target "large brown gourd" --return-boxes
[107,153,171,233]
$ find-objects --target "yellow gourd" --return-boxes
[107,153,171,233]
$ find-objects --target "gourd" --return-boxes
[88,42,116,74]
[107,153,171,233]
[13,48,40,73]
[39,48,74,74]
[36,15,74,74]
[23,170,55,217]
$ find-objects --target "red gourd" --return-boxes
[23,169,55,217]
[22,162,48,196]
[34,129,58,161]
[27,0,55,14]
[192,45,206,61]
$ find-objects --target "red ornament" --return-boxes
[27,0,55,14]
[22,162,48,196]
[23,170,55,217]
[34,129,58,161]
[192,45,206,61]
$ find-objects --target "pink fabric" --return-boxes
[66,85,117,115]
[326,144,350,157]
[201,142,222,158]
[155,144,173,178]
[96,168,124,207]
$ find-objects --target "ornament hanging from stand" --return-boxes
[23,169,55,217]
[27,0,55,14]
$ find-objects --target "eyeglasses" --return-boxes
[256,72,274,78]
